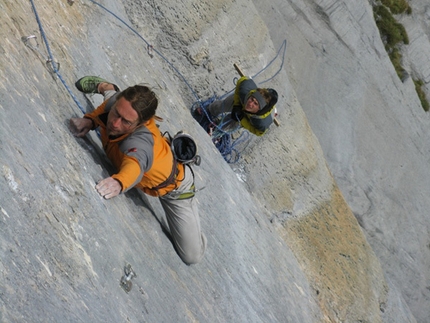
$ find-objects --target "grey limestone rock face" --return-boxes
[0,0,426,322]
[253,0,430,322]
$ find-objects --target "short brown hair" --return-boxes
[255,88,278,115]
[116,85,158,123]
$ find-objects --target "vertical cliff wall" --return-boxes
[0,0,424,322]
[252,0,430,321]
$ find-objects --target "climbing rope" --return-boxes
[27,0,286,163]
[191,96,248,163]
[188,39,287,163]
[191,38,287,163]
[88,0,201,103]
[251,39,287,84]
[190,38,287,163]
[28,0,86,115]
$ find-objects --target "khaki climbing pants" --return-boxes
[103,90,206,265]
[159,165,206,265]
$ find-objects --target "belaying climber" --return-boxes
[205,76,278,136]
[69,76,206,265]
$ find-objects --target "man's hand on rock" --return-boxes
[96,177,122,199]
[69,118,93,137]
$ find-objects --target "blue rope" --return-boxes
[190,38,287,163]
[217,131,250,163]
[191,38,286,163]
[87,0,286,104]
[192,96,249,163]
[88,0,201,103]
[193,40,287,162]
[29,0,86,115]
[252,39,287,84]
[29,0,286,163]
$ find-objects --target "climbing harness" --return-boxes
[163,166,205,200]
[149,131,203,196]
[163,131,204,198]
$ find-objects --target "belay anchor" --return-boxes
[120,264,136,293]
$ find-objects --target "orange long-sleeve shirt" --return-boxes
[84,99,184,196]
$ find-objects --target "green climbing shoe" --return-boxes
[75,76,119,93]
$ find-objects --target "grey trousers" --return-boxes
[206,94,240,133]
[207,93,234,117]
[159,165,206,265]
[103,90,206,265]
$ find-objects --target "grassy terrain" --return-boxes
[373,1,429,111]
[373,4,409,78]
[413,79,430,112]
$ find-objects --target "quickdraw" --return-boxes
[21,35,60,74]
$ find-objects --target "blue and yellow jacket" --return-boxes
[233,76,276,136]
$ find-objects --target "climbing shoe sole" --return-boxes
[75,76,119,93]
